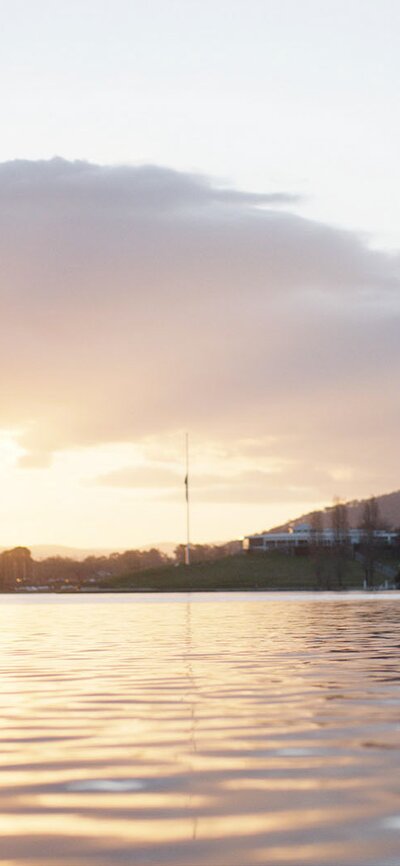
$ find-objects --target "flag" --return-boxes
[184,473,188,502]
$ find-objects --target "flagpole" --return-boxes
[185,432,191,565]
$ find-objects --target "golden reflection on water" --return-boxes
[0,594,400,865]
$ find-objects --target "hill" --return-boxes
[99,552,365,593]
[269,489,400,534]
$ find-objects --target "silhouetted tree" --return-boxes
[310,511,326,589]
[0,547,33,590]
[360,497,380,588]
[331,498,349,589]
[33,547,171,589]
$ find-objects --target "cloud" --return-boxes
[94,461,315,503]
[0,157,300,210]
[0,157,399,499]
[95,465,183,488]
[93,459,389,507]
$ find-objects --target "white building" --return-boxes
[243,523,398,553]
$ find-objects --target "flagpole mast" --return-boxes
[185,432,191,565]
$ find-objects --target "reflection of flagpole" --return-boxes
[185,433,191,565]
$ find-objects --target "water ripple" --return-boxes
[0,593,399,865]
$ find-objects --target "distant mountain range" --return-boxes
[0,541,179,560]
[270,489,400,533]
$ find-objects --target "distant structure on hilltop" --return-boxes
[243,523,398,553]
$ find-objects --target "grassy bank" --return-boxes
[100,552,365,592]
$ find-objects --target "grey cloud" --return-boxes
[92,462,378,506]
[0,157,299,210]
[0,157,399,495]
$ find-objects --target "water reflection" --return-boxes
[0,594,399,864]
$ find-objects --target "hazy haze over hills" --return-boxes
[0,542,179,560]
[4,491,400,556]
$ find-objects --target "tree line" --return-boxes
[0,540,242,590]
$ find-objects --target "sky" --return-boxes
[1,0,400,549]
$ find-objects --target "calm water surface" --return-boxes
[1,592,400,865]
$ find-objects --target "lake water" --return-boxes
[1,592,400,865]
